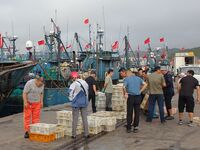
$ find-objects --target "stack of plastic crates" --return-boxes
[29,123,57,142]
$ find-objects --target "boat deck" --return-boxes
[1,94,200,150]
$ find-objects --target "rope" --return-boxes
[38,63,69,98]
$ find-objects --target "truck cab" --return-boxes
[178,65,200,84]
[174,52,195,75]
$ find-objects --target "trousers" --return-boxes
[72,107,89,136]
[24,102,41,131]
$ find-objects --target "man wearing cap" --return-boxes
[146,66,166,123]
[85,70,98,113]
[161,66,175,120]
[69,72,89,139]
[23,75,44,138]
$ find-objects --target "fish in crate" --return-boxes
[30,123,57,135]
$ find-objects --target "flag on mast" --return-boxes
[111,41,119,50]
[83,18,89,25]
[0,34,3,48]
[66,44,72,49]
[144,37,150,45]
[38,40,45,45]
[160,37,165,42]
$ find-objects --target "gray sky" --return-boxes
[1,0,200,53]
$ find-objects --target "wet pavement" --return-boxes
[0,94,200,150]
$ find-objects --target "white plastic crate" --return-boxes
[102,117,117,126]
[57,118,82,127]
[64,127,83,136]
[56,110,72,118]
[88,116,104,127]
[112,100,125,106]
[103,125,116,132]
[89,126,102,134]
[55,128,65,139]
[30,123,57,135]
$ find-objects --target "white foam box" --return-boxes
[30,123,57,135]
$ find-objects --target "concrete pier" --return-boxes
[0,94,200,150]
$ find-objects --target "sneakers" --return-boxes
[188,121,194,127]
[165,116,175,120]
[153,114,159,119]
[178,120,184,125]
[126,129,131,133]
[24,131,29,139]
[133,127,139,133]
[84,135,90,139]
[71,136,76,139]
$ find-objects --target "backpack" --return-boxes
[71,81,88,108]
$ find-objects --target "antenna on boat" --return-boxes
[28,24,31,40]
[102,6,106,51]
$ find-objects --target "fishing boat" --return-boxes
[0,61,36,111]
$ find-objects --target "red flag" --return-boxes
[0,34,3,48]
[38,40,45,45]
[83,18,89,25]
[161,51,166,59]
[143,54,147,59]
[111,41,119,50]
[144,37,150,45]
[160,37,164,42]
[60,46,65,51]
[66,44,72,49]
[85,43,90,49]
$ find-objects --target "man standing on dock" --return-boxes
[146,66,166,123]
[104,69,114,111]
[85,70,98,113]
[23,75,44,138]
[69,72,89,139]
[123,70,147,133]
[178,70,200,126]
[161,66,175,120]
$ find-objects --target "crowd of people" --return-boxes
[119,66,200,133]
[22,66,200,139]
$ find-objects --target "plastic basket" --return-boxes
[29,133,56,143]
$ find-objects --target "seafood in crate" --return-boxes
[30,123,57,135]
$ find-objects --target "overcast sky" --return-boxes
[1,0,200,53]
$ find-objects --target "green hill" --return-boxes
[168,47,200,60]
